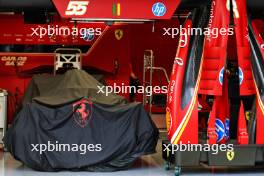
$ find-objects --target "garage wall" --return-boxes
[129,19,180,87]
[0,19,180,123]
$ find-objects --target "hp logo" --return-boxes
[82,29,95,41]
[152,2,166,17]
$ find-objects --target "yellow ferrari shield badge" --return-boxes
[115,29,123,40]
[226,150,235,161]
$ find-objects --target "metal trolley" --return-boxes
[142,50,169,115]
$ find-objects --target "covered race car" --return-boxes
[4,69,159,171]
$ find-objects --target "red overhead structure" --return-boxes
[51,0,181,20]
[0,15,106,45]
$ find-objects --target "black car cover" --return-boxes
[4,70,159,171]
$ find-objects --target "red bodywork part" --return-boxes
[208,71,230,144]
[256,97,264,144]
[199,0,230,96]
[237,102,249,145]
[207,100,217,144]
[252,20,264,58]
[166,18,199,144]
[251,20,264,144]
[234,0,255,95]
[248,17,264,145]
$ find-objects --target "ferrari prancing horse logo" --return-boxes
[73,99,92,128]
[226,150,235,161]
[115,29,123,40]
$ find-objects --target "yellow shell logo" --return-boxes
[226,150,235,161]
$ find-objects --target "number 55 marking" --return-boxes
[65,1,89,16]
